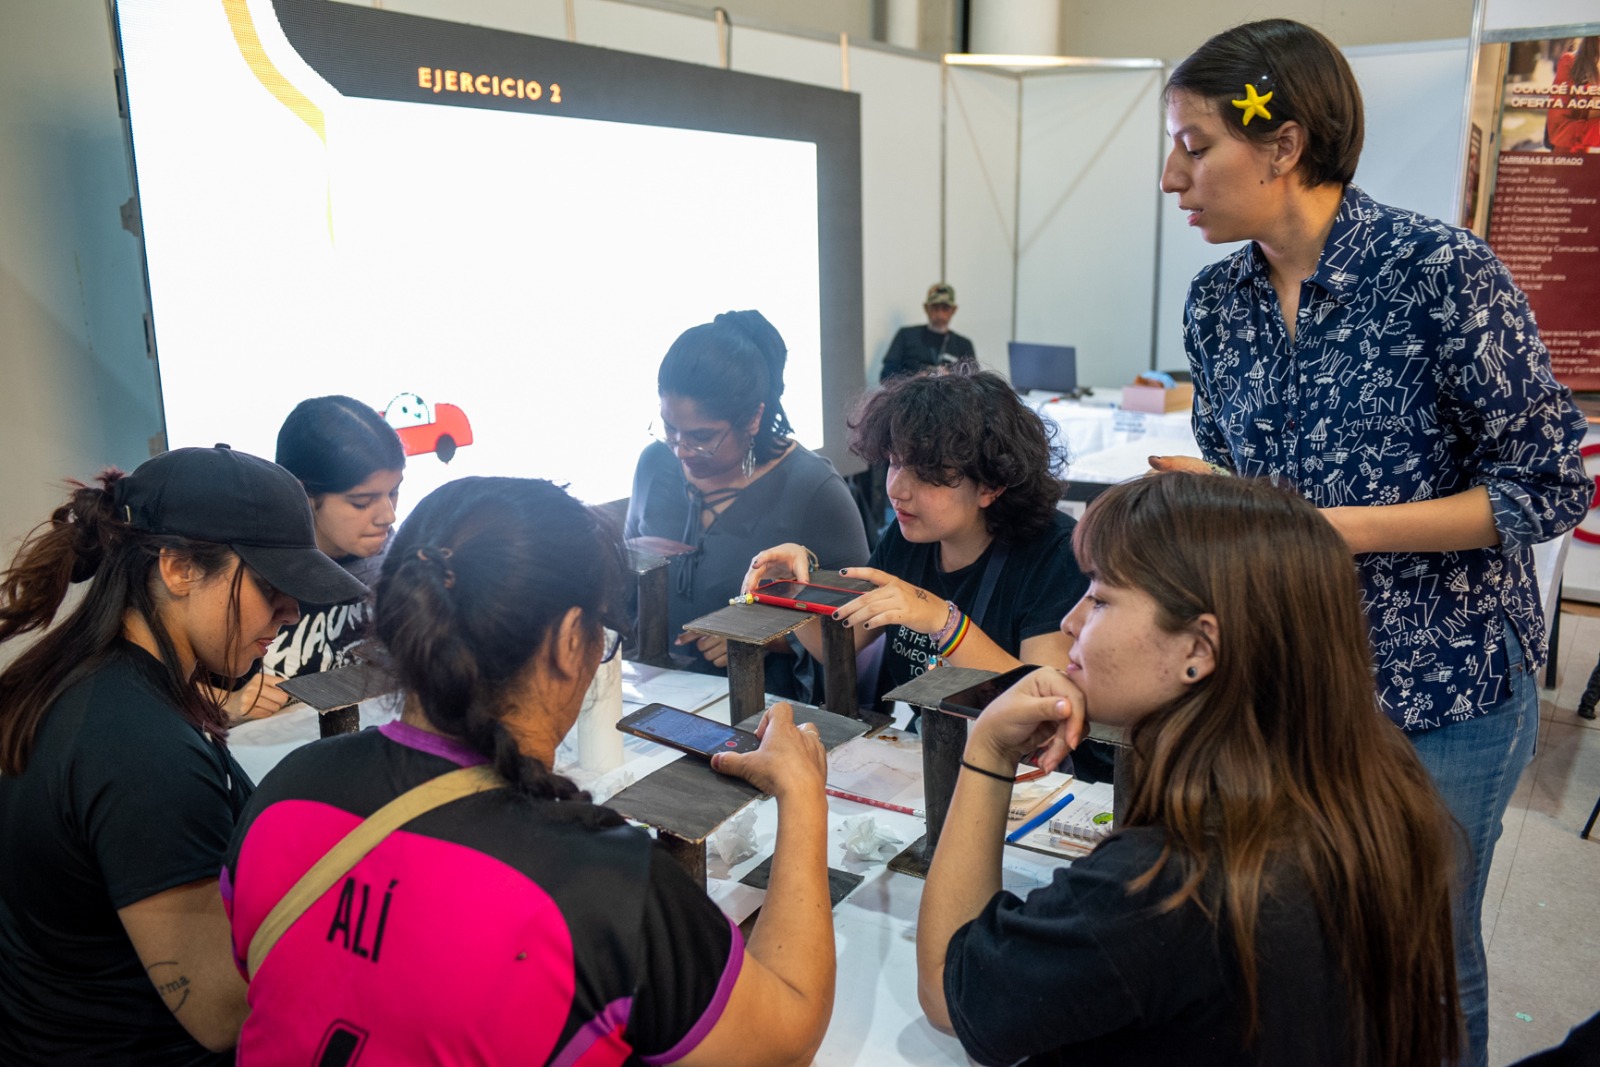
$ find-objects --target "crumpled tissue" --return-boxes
[710,808,760,866]
[840,814,904,862]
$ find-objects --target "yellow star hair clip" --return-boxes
[1232,82,1273,125]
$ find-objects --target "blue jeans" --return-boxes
[1408,627,1538,1067]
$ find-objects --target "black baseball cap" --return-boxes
[114,445,368,606]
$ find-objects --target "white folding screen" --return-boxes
[844,49,946,385]
[1015,67,1164,388]
[944,67,1021,378]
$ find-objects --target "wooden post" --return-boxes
[725,640,768,726]
[319,705,360,737]
[818,615,860,718]
[634,560,671,666]
[919,707,966,853]
[656,833,708,890]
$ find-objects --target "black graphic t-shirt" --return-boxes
[868,509,1086,694]
[261,544,386,678]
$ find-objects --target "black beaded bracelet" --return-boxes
[959,758,1015,784]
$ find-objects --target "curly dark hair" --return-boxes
[849,368,1067,542]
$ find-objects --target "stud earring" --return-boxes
[1185,666,1198,679]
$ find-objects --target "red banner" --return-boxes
[1487,155,1600,386]
[1483,36,1600,389]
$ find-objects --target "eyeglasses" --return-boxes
[599,627,622,664]
[649,420,732,458]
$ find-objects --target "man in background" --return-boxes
[880,282,975,381]
[854,283,978,546]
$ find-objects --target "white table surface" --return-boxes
[228,669,1074,1066]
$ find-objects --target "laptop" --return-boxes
[1007,342,1078,395]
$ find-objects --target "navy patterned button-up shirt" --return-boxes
[1183,185,1589,731]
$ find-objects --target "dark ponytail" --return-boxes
[0,470,235,774]
[657,309,795,464]
[373,477,630,800]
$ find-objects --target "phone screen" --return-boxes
[937,664,1044,718]
[753,580,861,609]
[616,703,761,759]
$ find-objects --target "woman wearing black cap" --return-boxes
[0,445,365,1063]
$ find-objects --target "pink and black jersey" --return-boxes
[224,722,741,1065]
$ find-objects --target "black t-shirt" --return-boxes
[224,723,741,1063]
[881,325,978,380]
[0,642,250,1065]
[946,828,1353,1066]
[869,509,1087,694]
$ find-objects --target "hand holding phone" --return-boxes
[617,703,761,759]
[712,702,828,801]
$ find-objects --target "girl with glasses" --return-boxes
[224,477,837,1065]
[627,310,868,701]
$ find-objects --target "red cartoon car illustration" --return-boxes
[382,393,473,463]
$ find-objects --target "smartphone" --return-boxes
[748,579,862,613]
[937,663,1044,719]
[616,703,761,759]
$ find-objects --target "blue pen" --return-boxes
[1006,792,1074,844]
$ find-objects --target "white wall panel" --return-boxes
[731,25,843,89]
[849,48,944,385]
[1016,68,1163,389]
[1485,0,1599,32]
[0,0,159,571]
[575,0,720,65]
[1347,39,1470,225]
[341,0,567,39]
[943,67,1019,377]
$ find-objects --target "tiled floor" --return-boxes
[1484,604,1600,1065]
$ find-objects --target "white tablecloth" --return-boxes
[1027,391,1201,487]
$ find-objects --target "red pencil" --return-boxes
[825,786,924,818]
[744,592,838,615]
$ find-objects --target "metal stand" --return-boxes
[627,545,684,668]
[879,666,1129,878]
[607,704,870,889]
[319,704,360,737]
[683,589,890,728]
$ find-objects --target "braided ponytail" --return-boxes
[374,478,629,801]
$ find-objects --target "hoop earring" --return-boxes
[741,443,756,478]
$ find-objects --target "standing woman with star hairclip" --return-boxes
[1150,19,1589,1067]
